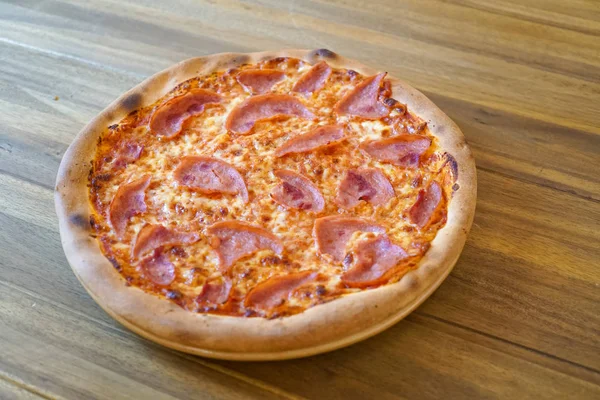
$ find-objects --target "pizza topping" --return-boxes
[409,181,443,228]
[173,156,248,203]
[341,235,407,287]
[292,61,332,95]
[245,271,318,311]
[360,135,431,167]
[274,124,345,157]
[89,57,455,318]
[336,168,394,209]
[132,224,200,259]
[198,279,231,305]
[237,69,286,94]
[113,142,143,169]
[150,89,221,138]
[313,216,385,262]
[207,221,284,271]
[271,169,325,212]
[335,73,389,119]
[140,250,176,286]
[109,175,151,239]
[225,94,315,134]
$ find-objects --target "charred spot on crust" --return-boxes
[452,183,460,191]
[108,257,122,271]
[232,54,250,65]
[405,276,419,290]
[271,57,287,64]
[121,92,142,112]
[89,215,99,230]
[312,48,337,59]
[70,214,89,230]
[108,123,119,130]
[445,153,459,180]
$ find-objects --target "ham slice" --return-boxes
[237,69,285,94]
[132,224,200,259]
[245,271,317,311]
[140,251,176,286]
[109,175,151,239]
[225,94,314,134]
[292,61,331,95]
[198,280,231,305]
[313,216,385,262]
[206,221,283,271]
[113,142,143,169]
[342,235,407,287]
[334,73,389,119]
[336,168,394,209]
[409,181,443,228]
[274,124,345,157]
[173,156,248,203]
[149,89,221,138]
[360,135,431,167]
[271,170,325,212]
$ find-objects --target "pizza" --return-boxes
[55,49,476,360]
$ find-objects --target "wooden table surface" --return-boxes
[1,0,599,398]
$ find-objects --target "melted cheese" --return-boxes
[90,57,452,318]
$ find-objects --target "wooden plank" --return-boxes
[1,0,600,134]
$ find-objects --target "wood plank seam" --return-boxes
[476,165,600,205]
[469,143,600,186]
[0,373,58,400]
[417,312,600,378]
[446,0,600,37]
[0,169,56,192]
[0,37,146,80]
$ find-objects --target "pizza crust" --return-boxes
[55,49,476,360]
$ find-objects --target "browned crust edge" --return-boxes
[55,49,477,361]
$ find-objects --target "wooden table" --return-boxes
[1,0,599,398]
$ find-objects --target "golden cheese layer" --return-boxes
[89,57,455,318]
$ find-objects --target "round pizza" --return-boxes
[55,49,476,360]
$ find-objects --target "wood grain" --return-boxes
[0,0,599,398]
